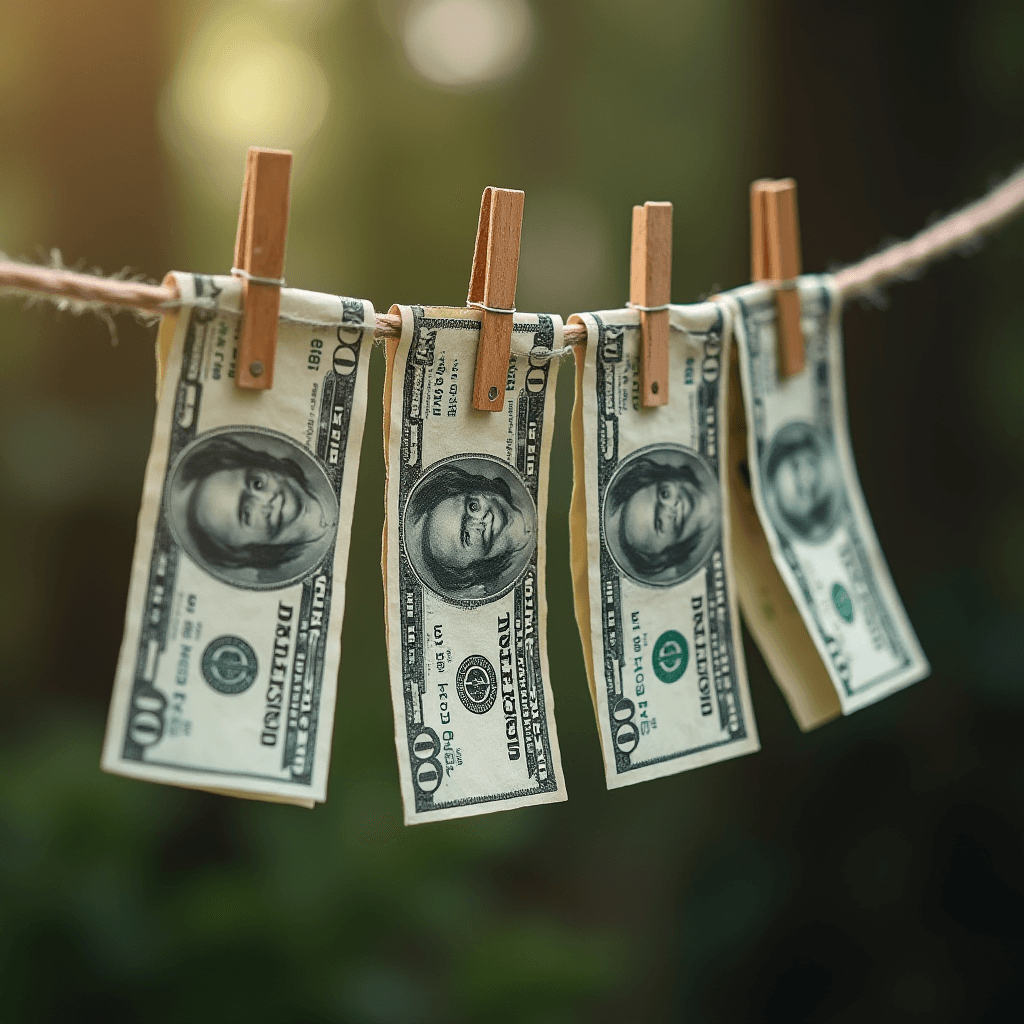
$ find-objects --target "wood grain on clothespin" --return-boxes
[234,147,292,390]
[751,178,804,377]
[469,187,525,411]
[630,201,673,407]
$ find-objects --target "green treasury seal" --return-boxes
[202,636,259,695]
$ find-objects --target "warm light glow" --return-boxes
[402,0,533,88]
[165,18,328,147]
[159,8,330,193]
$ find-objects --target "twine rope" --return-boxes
[832,167,1024,300]
[2,169,1022,345]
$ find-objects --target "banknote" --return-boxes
[102,273,373,805]
[568,305,759,787]
[383,305,566,823]
[726,276,929,716]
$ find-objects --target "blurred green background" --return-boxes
[1,1,1022,1020]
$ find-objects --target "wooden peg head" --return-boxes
[469,186,525,411]
[750,178,804,377]
[630,201,672,407]
[234,147,292,391]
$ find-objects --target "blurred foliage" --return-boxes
[1,0,1023,1021]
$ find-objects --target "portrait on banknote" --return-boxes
[165,425,340,590]
[762,421,843,544]
[603,442,721,586]
[402,453,537,605]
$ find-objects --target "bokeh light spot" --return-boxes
[402,0,533,88]
[159,7,330,197]
[166,19,328,148]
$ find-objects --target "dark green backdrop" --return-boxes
[1,1,1022,1020]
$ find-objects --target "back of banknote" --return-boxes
[726,277,929,715]
[569,305,759,787]
[102,274,373,804]
[384,306,566,823]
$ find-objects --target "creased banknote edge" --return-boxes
[310,296,376,802]
[102,280,197,782]
[384,306,419,819]
[715,307,762,757]
[604,735,760,788]
[534,326,567,805]
[400,785,568,826]
[100,758,321,805]
[384,307,568,824]
[203,787,316,809]
[381,306,403,667]
[728,277,930,714]
[578,311,622,778]
[566,314,599,720]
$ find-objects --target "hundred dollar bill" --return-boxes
[568,305,759,787]
[383,306,566,823]
[725,276,929,717]
[102,273,373,805]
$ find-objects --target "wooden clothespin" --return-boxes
[630,201,673,407]
[751,177,804,377]
[233,147,292,390]
[468,186,525,411]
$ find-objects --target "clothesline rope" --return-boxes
[2,169,1022,341]
[832,168,1024,298]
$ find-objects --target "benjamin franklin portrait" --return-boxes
[403,454,537,605]
[603,443,721,586]
[165,426,339,589]
[762,421,844,544]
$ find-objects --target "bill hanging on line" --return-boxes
[102,273,373,806]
